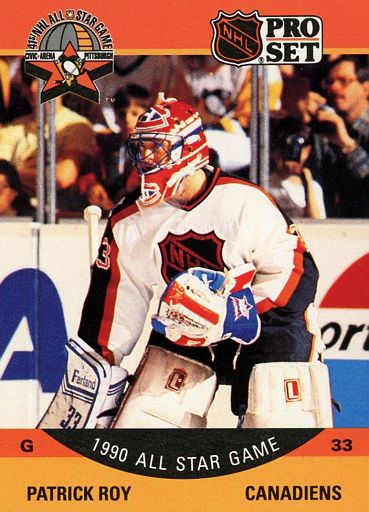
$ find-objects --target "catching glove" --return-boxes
[152,265,260,347]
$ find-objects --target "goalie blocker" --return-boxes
[37,337,128,429]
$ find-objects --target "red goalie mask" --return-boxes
[127,96,209,206]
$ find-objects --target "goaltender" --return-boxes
[39,95,333,429]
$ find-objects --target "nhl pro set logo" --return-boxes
[211,10,322,66]
[24,9,114,103]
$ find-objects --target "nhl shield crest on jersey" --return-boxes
[159,230,225,284]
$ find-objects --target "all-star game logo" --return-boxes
[211,10,322,66]
[24,9,114,103]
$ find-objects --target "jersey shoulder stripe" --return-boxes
[110,191,140,228]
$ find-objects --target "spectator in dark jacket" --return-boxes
[297,55,369,217]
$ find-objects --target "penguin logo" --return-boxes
[55,52,86,86]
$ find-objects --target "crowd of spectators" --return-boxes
[278,55,369,218]
[0,54,368,219]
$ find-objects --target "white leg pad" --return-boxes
[112,346,217,428]
[37,338,128,429]
[241,362,333,428]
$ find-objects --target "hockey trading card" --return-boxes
[0,1,368,511]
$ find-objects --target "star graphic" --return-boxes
[231,295,253,320]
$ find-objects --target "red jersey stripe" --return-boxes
[97,238,121,364]
[257,248,305,315]
[111,202,139,229]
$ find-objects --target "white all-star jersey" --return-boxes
[78,169,318,365]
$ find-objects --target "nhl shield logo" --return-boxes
[211,10,263,66]
[159,230,225,284]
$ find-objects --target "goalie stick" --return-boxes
[83,205,102,270]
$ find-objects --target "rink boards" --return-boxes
[0,218,368,428]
